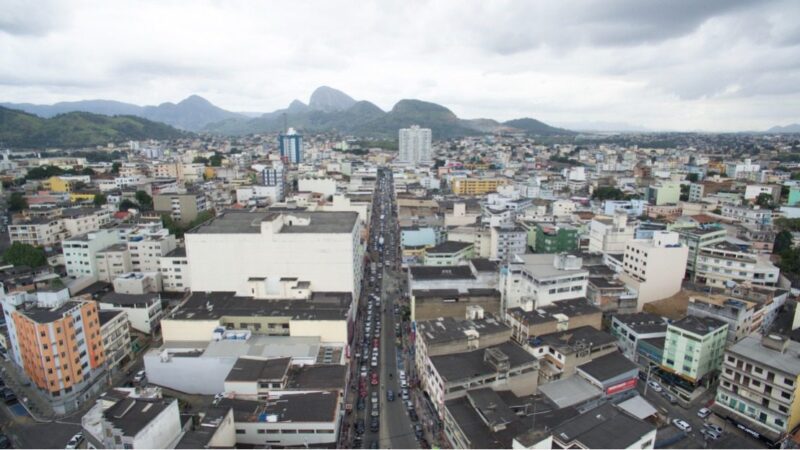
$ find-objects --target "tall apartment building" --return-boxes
[95,244,133,283]
[153,191,208,226]
[618,231,688,309]
[185,211,364,298]
[714,334,800,445]
[676,226,727,277]
[720,205,773,226]
[159,247,190,292]
[488,226,526,261]
[279,127,303,164]
[9,207,112,247]
[63,229,121,279]
[661,316,727,384]
[1,290,106,414]
[98,310,132,373]
[588,213,635,254]
[398,125,432,164]
[261,163,286,202]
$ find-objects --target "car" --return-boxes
[409,409,418,422]
[697,407,711,419]
[647,380,662,392]
[1,388,16,403]
[371,408,379,418]
[414,424,424,439]
[133,370,146,383]
[359,388,368,398]
[0,434,10,449]
[672,419,692,432]
[371,359,378,367]
[370,441,379,449]
[65,432,83,449]
[704,423,723,434]
[360,366,368,377]
[357,398,365,410]
[701,428,721,440]
[371,373,379,385]
[666,393,678,404]
[355,419,365,435]
[370,417,380,432]
[213,393,226,404]
[387,390,395,401]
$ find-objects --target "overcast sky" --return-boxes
[1,0,799,131]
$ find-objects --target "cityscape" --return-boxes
[1,1,800,450]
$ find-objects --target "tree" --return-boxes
[2,242,47,267]
[8,192,27,212]
[111,162,121,174]
[774,230,794,254]
[209,153,224,167]
[680,184,690,201]
[685,173,699,183]
[592,186,625,201]
[755,193,774,209]
[134,191,153,210]
[80,167,95,176]
[192,156,209,165]
[792,172,800,180]
[119,199,139,211]
[25,165,64,180]
[93,193,107,207]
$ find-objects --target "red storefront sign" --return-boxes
[606,378,637,395]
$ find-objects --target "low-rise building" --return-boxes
[99,310,132,374]
[505,297,602,345]
[423,241,474,266]
[158,247,190,293]
[501,253,589,311]
[610,313,668,362]
[687,295,758,344]
[63,229,121,279]
[588,213,635,254]
[695,242,780,288]
[153,190,208,226]
[528,326,618,382]
[550,402,656,449]
[97,292,164,335]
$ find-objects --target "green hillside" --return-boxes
[0,106,188,148]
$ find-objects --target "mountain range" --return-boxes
[0,106,186,148]
[767,124,800,133]
[2,86,573,139]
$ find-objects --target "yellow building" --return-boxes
[69,192,97,202]
[43,176,73,193]
[451,178,509,196]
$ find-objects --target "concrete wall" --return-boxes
[289,320,347,343]
[161,319,219,342]
[132,400,183,449]
[144,351,236,395]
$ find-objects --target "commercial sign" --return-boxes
[606,378,637,395]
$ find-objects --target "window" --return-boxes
[236,429,245,435]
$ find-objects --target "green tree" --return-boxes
[93,193,107,207]
[685,173,699,183]
[80,167,95,176]
[8,192,28,212]
[755,193,774,209]
[774,230,794,254]
[592,186,625,201]
[680,184,690,201]
[134,191,153,210]
[192,156,209,165]
[111,162,121,174]
[792,172,800,180]
[209,153,223,167]
[2,242,47,267]
[119,199,139,211]
[25,165,64,180]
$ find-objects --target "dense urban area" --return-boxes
[0,92,799,450]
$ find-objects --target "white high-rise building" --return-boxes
[398,125,432,164]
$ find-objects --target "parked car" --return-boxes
[133,370,146,384]
[414,424,424,439]
[647,380,662,392]
[1,388,16,403]
[0,434,11,449]
[704,423,723,434]
[65,432,83,449]
[701,428,721,440]
[672,419,692,432]
[409,409,419,422]
[697,407,711,419]
[387,390,395,401]
[370,417,380,432]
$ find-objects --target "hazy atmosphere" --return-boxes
[2,0,799,131]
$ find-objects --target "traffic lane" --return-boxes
[4,419,80,449]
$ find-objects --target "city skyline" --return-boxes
[1,0,799,132]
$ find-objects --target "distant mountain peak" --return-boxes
[309,86,356,112]
[288,99,309,112]
[768,123,800,133]
[179,94,213,106]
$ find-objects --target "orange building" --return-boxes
[9,300,104,395]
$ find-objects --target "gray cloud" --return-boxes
[0,0,798,131]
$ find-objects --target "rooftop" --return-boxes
[98,292,159,307]
[219,391,339,423]
[729,335,800,376]
[168,291,352,322]
[535,326,616,355]
[98,309,125,326]
[509,253,589,279]
[103,397,174,437]
[409,265,475,281]
[429,341,536,383]
[426,240,473,254]
[417,314,509,346]
[577,352,638,383]
[190,211,358,235]
[551,403,655,448]
[507,298,600,326]
[669,315,727,336]
[225,357,291,383]
[22,300,84,324]
[612,312,668,334]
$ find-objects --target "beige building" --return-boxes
[618,231,688,309]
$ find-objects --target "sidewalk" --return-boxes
[0,357,54,422]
